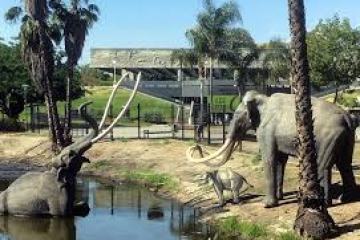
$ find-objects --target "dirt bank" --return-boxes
[1,133,360,239]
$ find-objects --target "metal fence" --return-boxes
[19,103,245,143]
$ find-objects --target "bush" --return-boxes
[143,112,164,124]
[338,95,359,107]
[0,118,25,132]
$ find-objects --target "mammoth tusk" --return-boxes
[98,72,130,130]
[91,72,142,143]
[186,139,232,163]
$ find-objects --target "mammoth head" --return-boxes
[186,90,267,167]
[51,72,142,179]
[228,91,267,140]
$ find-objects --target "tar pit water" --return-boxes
[0,177,214,240]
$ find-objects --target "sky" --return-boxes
[1,0,360,64]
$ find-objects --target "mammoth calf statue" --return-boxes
[0,73,141,216]
[203,168,253,207]
[187,91,358,208]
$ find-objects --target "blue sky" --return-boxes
[1,0,360,64]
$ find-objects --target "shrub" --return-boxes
[0,118,25,132]
[143,112,164,124]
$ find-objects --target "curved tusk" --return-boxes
[98,72,130,130]
[91,72,142,143]
[186,139,232,163]
[203,141,237,167]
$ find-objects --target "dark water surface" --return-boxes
[0,176,212,240]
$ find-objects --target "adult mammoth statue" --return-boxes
[187,90,358,208]
[0,73,141,216]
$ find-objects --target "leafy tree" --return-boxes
[288,0,334,238]
[5,0,65,150]
[186,0,242,106]
[307,15,360,100]
[0,42,83,121]
[49,0,99,143]
[170,48,204,79]
[79,65,111,86]
[261,39,291,84]
[219,28,258,95]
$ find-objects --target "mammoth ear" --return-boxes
[246,100,261,129]
[243,92,264,129]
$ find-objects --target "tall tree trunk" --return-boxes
[288,0,335,239]
[45,76,65,151]
[209,56,213,109]
[39,22,65,151]
[64,66,73,145]
[44,94,58,152]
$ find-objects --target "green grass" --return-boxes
[324,89,360,108]
[215,216,300,240]
[19,86,175,123]
[122,169,178,190]
[213,95,241,112]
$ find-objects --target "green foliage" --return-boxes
[220,28,258,71]
[307,15,360,88]
[0,42,33,118]
[0,118,25,132]
[0,41,84,119]
[215,217,300,240]
[123,170,178,190]
[216,216,268,239]
[187,0,242,58]
[261,39,291,83]
[143,112,165,124]
[79,65,112,86]
[337,90,360,107]
[52,52,84,101]
[276,232,301,240]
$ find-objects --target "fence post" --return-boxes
[222,104,226,144]
[207,103,211,145]
[171,104,175,139]
[137,103,141,139]
[193,107,196,142]
[29,103,35,132]
[36,105,40,133]
[85,105,89,134]
[181,104,184,140]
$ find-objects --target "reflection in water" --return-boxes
[0,177,215,240]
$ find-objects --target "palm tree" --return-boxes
[170,48,204,80]
[261,39,291,84]
[219,28,258,96]
[288,0,335,238]
[50,0,99,144]
[186,0,241,108]
[5,0,65,151]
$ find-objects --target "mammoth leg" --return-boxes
[337,143,357,203]
[232,181,241,204]
[213,185,224,207]
[276,153,288,200]
[323,167,332,206]
[261,136,278,208]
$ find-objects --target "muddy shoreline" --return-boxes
[1,134,360,239]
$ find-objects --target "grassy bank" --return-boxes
[215,216,300,240]
[84,159,179,192]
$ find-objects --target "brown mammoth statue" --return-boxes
[187,91,358,208]
[0,73,141,216]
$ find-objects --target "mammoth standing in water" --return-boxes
[187,91,358,208]
[0,73,141,216]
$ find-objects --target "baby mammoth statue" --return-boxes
[202,168,253,207]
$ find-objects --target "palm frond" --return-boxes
[5,6,23,23]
